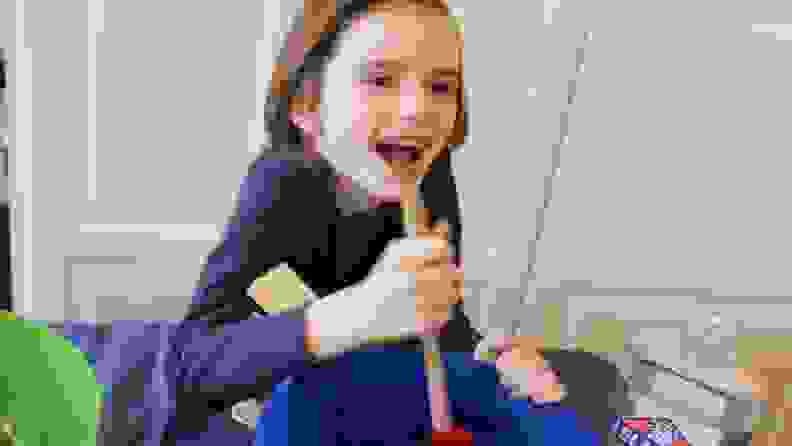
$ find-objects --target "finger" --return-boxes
[414,273,456,297]
[514,348,551,370]
[403,238,451,271]
[416,309,452,335]
[486,336,519,356]
[417,298,454,324]
[481,335,546,364]
[511,335,547,352]
[432,219,450,240]
[414,206,433,235]
[414,275,459,302]
[417,300,454,319]
[415,263,461,286]
[415,266,459,291]
[496,347,551,376]
[394,237,445,272]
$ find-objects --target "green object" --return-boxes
[541,303,563,350]
[478,350,498,363]
[251,264,315,313]
[402,205,418,231]
[0,416,15,445]
[449,9,464,34]
[752,413,786,433]
[0,317,101,446]
[576,319,626,354]
[735,335,792,369]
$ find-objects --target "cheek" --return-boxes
[345,87,457,146]
[323,84,373,147]
[351,87,404,144]
[350,87,377,146]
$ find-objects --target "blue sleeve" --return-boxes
[187,156,299,323]
[177,155,322,408]
[87,318,314,444]
[173,311,314,398]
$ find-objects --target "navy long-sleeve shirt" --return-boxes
[92,150,479,445]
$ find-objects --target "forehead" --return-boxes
[334,6,462,72]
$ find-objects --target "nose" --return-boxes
[399,79,428,126]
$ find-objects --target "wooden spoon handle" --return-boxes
[401,180,454,433]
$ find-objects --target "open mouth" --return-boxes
[374,143,421,163]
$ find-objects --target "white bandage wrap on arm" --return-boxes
[305,271,418,359]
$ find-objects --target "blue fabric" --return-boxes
[50,315,309,446]
[256,348,601,446]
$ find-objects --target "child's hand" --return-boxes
[476,335,567,403]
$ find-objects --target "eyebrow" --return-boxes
[366,60,460,78]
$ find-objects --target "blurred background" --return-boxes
[2,0,792,443]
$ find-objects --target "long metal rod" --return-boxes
[514,31,592,337]
[515,31,742,405]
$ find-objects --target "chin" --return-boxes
[370,181,405,202]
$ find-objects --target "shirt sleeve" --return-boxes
[176,154,325,412]
[186,156,303,326]
[169,308,317,426]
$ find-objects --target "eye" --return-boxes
[364,75,391,88]
[431,81,453,95]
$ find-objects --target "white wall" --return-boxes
[453,0,792,334]
[8,0,792,330]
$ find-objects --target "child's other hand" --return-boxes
[476,335,567,403]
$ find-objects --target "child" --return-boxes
[176,0,477,437]
[144,0,629,444]
[103,0,475,442]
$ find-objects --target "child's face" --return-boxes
[292,3,463,199]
